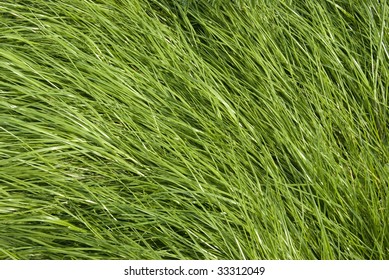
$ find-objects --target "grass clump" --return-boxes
[0,0,388,259]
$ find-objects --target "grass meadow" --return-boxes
[0,0,388,259]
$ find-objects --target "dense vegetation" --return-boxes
[0,0,388,259]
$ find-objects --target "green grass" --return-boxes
[0,0,388,259]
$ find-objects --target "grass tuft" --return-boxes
[0,0,388,259]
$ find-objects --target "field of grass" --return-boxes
[0,0,388,259]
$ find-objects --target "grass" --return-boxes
[0,0,388,259]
